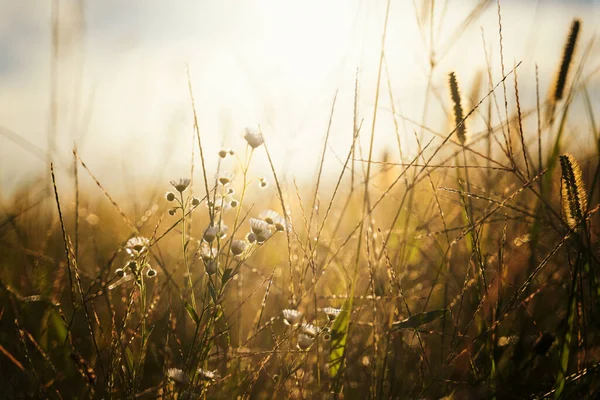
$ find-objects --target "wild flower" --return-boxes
[204,223,228,243]
[199,244,217,261]
[256,229,273,244]
[208,195,231,213]
[243,127,264,149]
[197,368,220,382]
[217,171,235,186]
[170,178,191,193]
[191,197,201,207]
[249,218,269,235]
[231,239,248,256]
[297,333,314,351]
[260,210,290,232]
[167,368,187,384]
[126,236,150,257]
[300,323,319,338]
[323,307,342,321]
[247,232,257,243]
[282,309,303,326]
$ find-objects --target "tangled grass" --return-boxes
[1,6,600,400]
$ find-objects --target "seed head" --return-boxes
[115,268,126,278]
[146,268,157,278]
[560,154,588,229]
[165,192,176,202]
[205,259,218,275]
[218,149,228,158]
[448,71,467,144]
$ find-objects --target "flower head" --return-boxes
[300,323,319,338]
[297,333,314,351]
[218,149,228,158]
[249,218,269,235]
[243,127,264,149]
[167,368,187,384]
[260,210,290,232]
[282,309,303,326]
[199,244,217,261]
[204,223,228,243]
[256,229,273,244]
[323,307,342,322]
[208,195,232,213]
[170,178,191,193]
[197,368,220,382]
[231,239,248,256]
[217,171,235,186]
[126,236,150,257]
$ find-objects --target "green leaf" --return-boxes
[184,301,200,324]
[124,347,134,373]
[222,268,233,285]
[391,309,448,331]
[328,299,351,383]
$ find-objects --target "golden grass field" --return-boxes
[1,2,600,399]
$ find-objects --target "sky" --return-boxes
[0,0,599,197]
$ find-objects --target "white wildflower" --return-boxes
[243,127,264,149]
[231,239,247,256]
[249,218,269,235]
[297,333,314,351]
[170,178,191,193]
[126,236,150,257]
[323,307,342,321]
[300,323,319,338]
[167,368,187,383]
[282,309,303,326]
[197,368,220,382]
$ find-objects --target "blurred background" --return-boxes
[0,0,599,197]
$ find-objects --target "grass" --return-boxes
[1,3,600,399]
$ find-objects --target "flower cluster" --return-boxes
[281,306,342,351]
[116,236,157,281]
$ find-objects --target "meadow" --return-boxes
[1,2,600,399]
